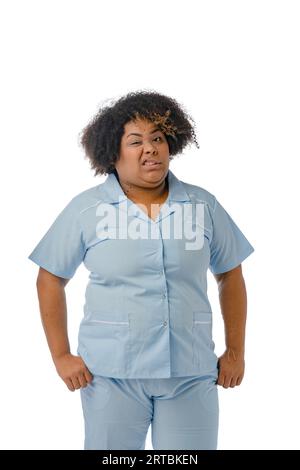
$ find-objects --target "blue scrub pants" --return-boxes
[80,372,219,450]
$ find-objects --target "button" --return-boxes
[162,292,167,298]
[163,320,168,326]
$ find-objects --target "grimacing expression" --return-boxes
[115,118,170,188]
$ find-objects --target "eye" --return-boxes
[130,136,163,145]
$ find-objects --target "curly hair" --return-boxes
[79,89,200,176]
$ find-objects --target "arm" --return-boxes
[36,267,93,391]
[213,264,247,388]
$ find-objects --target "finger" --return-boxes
[236,375,243,386]
[65,378,75,392]
[223,375,232,389]
[71,376,81,390]
[84,369,93,384]
[78,373,88,388]
[230,377,237,388]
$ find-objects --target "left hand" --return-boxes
[217,348,245,388]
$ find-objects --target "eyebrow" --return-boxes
[126,128,161,138]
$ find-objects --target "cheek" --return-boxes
[162,141,170,155]
[117,151,140,168]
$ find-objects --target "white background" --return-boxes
[1,0,299,450]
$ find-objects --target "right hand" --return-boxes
[53,353,93,391]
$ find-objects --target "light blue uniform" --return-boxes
[80,373,219,450]
[28,168,254,449]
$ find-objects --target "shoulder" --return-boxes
[180,179,217,213]
[62,183,104,216]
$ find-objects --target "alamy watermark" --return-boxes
[95,199,205,251]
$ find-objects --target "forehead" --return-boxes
[124,118,158,134]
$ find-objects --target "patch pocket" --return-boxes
[192,311,215,368]
[78,311,131,374]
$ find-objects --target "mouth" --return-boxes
[142,159,162,167]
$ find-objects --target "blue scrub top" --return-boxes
[28,169,254,378]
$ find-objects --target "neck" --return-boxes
[114,171,169,205]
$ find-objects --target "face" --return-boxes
[115,118,170,189]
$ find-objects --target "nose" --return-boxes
[144,140,158,154]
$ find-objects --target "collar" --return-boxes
[99,168,191,204]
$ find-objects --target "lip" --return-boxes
[142,159,162,166]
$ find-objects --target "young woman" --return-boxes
[28,90,254,450]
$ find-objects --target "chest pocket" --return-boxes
[192,311,217,369]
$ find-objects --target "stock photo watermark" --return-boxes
[95,199,205,251]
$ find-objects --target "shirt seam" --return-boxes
[79,199,104,215]
[75,207,87,255]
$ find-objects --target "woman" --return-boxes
[28,90,254,450]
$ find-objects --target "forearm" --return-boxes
[36,272,70,361]
[217,270,247,356]
[34,269,92,391]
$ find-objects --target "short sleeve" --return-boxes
[28,198,86,279]
[209,197,254,275]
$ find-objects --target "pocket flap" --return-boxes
[193,312,212,323]
[84,310,129,324]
